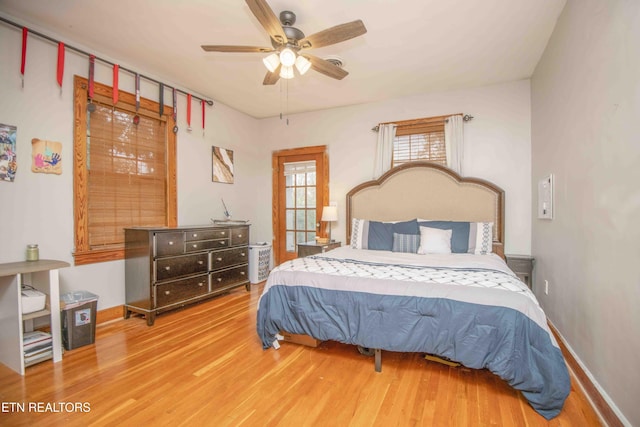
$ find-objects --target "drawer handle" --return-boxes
[192,233,198,238]
[198,282,204,287]
[165,290,170,295]
[192,244,198,249]
[240,271,245,276]
[216,278,222,282]
[221,232,226,236]
[216,257,223,262]
[241,253,245,257]
[219,241,226,245]
[168,241,174,245]
[198,260,204,265]
[238,234,243,238]
[165,266,171,271]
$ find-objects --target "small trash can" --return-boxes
[248,242,273,284]
[60,291,99,350]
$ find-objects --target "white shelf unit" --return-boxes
[0,259,69,375]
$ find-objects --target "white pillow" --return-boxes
[417,226,452,254]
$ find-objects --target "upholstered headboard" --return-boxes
[346,162,505,257]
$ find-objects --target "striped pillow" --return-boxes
[392,233,420,253]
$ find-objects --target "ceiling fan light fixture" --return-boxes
[279,48,297,67]
[279,65,294,79]
[295,55,311,75]
[263,53,280,73]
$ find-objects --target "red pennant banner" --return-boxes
[201,100,205,130]
[187,94,192,128]
[56,42,65,87]
[113,64,119,104]
[21,27,28,80]
[88,55,95,99]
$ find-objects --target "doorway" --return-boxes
[272,146,329,265]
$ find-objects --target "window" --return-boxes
[73,76,176,265]
[391,116,446,167]
[284,160,317,251]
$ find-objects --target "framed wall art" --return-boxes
[212,146,234,184]
[0,123,17,182]
[31,138,63,175]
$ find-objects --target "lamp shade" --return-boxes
[279,48,296,67]
[279,65,294,79]
[262,53,280,73]
[295,55,311,75]
[321,206,338,222]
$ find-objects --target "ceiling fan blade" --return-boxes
[263,64,282,85]
[245,0,287,45]
[299,20,367,49]
[201,45,274,53]
[304,55,349,80]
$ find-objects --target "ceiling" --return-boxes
[0,0,565,119]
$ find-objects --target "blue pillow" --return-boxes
[367,219,420,251]
[368,221,394,250]
[392,219,419,235]
[392,233,420,253]
[418,221,470,253]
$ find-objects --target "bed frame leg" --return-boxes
[374,349,381,372]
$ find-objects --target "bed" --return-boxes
[257,161,570,419]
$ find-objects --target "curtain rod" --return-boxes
[371,113,474,132]
[0,15,213,106]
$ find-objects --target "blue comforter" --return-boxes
[257,247,570,419]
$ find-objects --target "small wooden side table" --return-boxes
[297,241,341,258]
[505,254,535,289]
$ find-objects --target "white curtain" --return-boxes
[445,115,464,175]
[373,123,397,179]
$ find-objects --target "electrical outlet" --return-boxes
[544,280,549,295]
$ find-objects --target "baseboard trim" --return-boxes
[548,322,626,427]
[96,305,124,325]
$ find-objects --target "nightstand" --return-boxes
[505,254,535,289]
[297,241,341,257]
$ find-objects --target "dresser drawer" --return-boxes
[154,232,185,257]
[185,228,229,242]
[185,238,229,253]
[155,253,208,281]
[209,247,248,270]
[155,275,209,308]
[230,227,249,246]
[210,265,249,291]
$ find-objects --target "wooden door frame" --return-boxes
[272,145,329,265]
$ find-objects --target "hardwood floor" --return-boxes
[0,284,602,426]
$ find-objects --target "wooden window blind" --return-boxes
[87,102,167,248]
[73,75,177,265]
[391,116,446,167]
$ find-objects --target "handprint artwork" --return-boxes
[31,138,62,174]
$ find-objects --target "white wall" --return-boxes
[259,79,533,254]
[531,0,639,425]
[0,19,267,309]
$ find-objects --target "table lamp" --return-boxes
[321,205,338,242]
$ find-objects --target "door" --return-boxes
[272,146,328,265]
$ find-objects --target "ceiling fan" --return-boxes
[201,0,367,85]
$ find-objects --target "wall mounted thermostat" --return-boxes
[538,174,553,219]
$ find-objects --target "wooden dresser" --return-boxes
[124,225,250,325]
